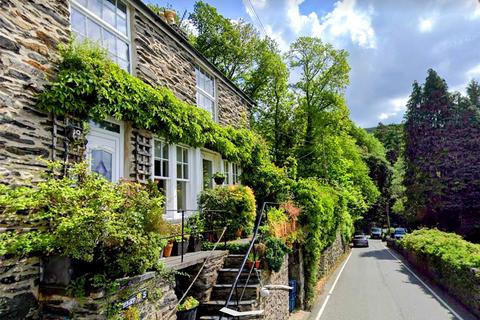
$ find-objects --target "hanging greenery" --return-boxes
[38,41,263,167]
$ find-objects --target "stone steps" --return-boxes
[216,268,260,284]
[200,253,263,319]
[210,283,260,300]
[223,254,245,268]
[200,299,259,315]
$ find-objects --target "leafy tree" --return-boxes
[467,79,480,108]
[373,123,404,165]
[287,37,350,176]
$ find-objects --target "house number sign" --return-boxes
[121,290,148,309]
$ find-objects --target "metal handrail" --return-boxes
[219,201,280,319]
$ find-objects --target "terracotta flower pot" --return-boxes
[247,260,261,269]
[164,10,176,24]
[158,12,167,23]
[163,241,174,257]
[234,228,243,238]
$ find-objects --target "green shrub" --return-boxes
[264,236,289,272]
[400,229,480,271]
[399,229,480,307]
[0,162,167,279]
[199,185,256,239]
[293,178,342,304]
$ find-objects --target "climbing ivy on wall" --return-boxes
[38,41,262,167]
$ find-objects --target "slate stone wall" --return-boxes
[0,0,70,185]
[317,231,348,279]
[131,7,251,128]
[0,256,40,320]
[178,251,228,303]
[0,0,252,186]
[261,256,290,320]
[40,271,178,320]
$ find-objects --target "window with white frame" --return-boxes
[196,68,215,118]
[71,0,130,71]
[176,146,189,211]
[232,163,240,185]
[153,139,169,194]
[223,159,230,185]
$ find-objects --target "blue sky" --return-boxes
[145,0,480,128]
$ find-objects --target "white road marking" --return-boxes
[384,245,465,320]
[314,250,353,320]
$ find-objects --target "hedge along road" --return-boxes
[309,239,477,320]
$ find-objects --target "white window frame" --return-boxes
[70,0,132,73]
[153,139,169,179]
[232,163,241,185]
[195,67,217,120]
[222,159,230,185]
[175,145,190,212]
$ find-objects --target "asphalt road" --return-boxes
[310,239,478,320]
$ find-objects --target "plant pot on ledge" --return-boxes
[163,241,174,258]
[173,239,189,256]
[177,296,199,320]
[188,236,202,252]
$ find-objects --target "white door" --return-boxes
[87,121,123,182]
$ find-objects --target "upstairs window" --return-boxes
[196,68,216,118]
[71,0,130,71]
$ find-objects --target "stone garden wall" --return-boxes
[0,256,40,320]
[40,271,178,320]
[177,251,228,303]
[317,231,348,279]
[261,256,290,320]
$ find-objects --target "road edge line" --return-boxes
[314,250,353,320]
[384,245,465,320]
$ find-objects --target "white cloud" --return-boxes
[475,2,480,18]
[419,17,435,33]
[246,0,376,50]
[466,64,480,79]
[318,0,377,48]
[377,96,408,121]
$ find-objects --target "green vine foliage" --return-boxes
[0,162,168,279]
[38,41,262,167]
[293,178,353,305]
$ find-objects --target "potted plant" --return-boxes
[163,240,174,258]
[164,9,176,25]
[246,252,260,269]
[173,235,189,256]
[212,172,226,185]
[187,213,204,252]
[177,296,199,320]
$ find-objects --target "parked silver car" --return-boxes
[353,233,369,247]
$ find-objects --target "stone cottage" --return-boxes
[0,0,254,220]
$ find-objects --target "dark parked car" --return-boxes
[392,228,407,240]
[353,233,369,247]
[370,227,382,239]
